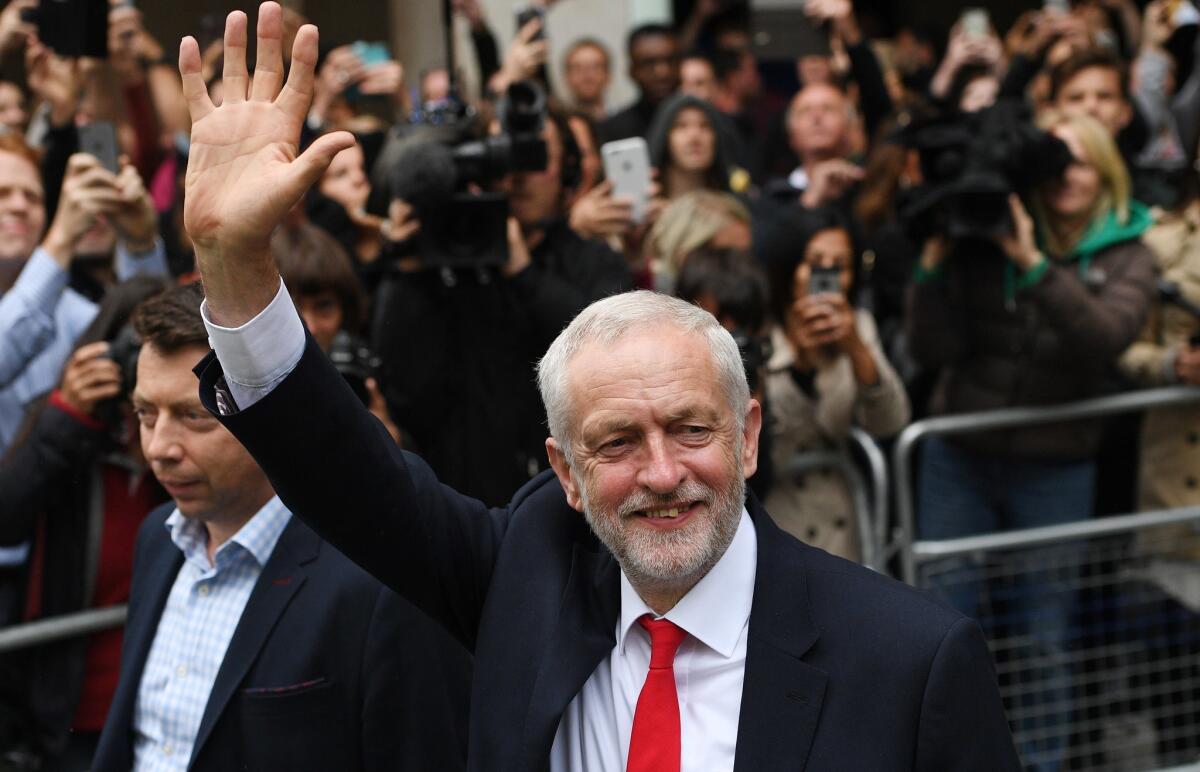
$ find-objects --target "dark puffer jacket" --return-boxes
[906,205,1157,462]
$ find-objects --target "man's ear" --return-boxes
[546,437,584,512]
[740,399,763,480]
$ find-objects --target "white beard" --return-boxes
[577,455,745,588]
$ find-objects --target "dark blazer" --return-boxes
[92,501,470,772]
[196,336,1020,771]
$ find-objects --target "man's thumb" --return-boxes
[291,131,356,196]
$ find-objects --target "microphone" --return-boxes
[387,139,457,214]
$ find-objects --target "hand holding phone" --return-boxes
[601,138,651,224]
[78,121,120,174]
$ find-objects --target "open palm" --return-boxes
[180,3,353,258]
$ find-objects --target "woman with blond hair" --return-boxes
[645,190,751,292]
[907,110,1156,769]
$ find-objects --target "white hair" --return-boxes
[536,290,751,459]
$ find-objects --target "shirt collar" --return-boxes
[164,495,292,571]
[618,508,757,659]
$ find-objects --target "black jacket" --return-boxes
[0,404,163,757]
[196,336,1021,771]
[93,502,471,771]
[371,222,632,506]
[597,96,661,146]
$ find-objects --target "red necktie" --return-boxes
[627,615,688,772]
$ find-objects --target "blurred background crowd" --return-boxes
[0,0,1198,768]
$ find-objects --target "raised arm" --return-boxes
[182,4,518,648]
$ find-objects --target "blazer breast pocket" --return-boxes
[237,677,354,770]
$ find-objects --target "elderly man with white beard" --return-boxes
[179,4,1019,770]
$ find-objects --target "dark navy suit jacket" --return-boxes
[195,335,1020,771]
[92,501,471,772]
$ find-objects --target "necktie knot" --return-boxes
[638,615,687,669]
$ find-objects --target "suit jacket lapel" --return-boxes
[105,526,182,766]
[187,518,318,767]
[521,540,620,769]
[733,498,827,772]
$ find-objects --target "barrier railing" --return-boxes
[892,386,1200,585]
[890,385,1200,771]
[0,605,127,654]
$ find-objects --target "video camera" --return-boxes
[377,81,549,269]
[898,102,1073,244]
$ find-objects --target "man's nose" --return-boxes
[637,434,685,494]
[144,421,183,464]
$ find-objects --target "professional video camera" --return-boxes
[375,81,549,269]
[898,102,1073,244]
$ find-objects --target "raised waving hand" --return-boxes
[179,2,354,326]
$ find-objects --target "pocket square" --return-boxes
[242,677,328,696]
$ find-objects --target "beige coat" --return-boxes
[763,310,910,561]
[1119,201,1200,517]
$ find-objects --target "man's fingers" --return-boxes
[78,381,123,404]
[71,341,113,364]
[518,17,542,43]
[289,130,356,202]
[65,152,102,176]
[72,164,120,190]
[74,358,121,382]
[250,2,285,101]
[222,10,250,104]
[276,23,320,117]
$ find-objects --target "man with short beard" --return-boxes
[177,5,1020,770]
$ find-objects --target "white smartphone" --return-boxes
[601,138,651,224]
[960,8,990,38]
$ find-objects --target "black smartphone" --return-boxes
[515,4,545,41]
[78,121,120,174]
[808,266,842,296]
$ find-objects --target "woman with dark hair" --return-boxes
[646,93,746,200]
[762,219,909,561]
[0,276,169,770]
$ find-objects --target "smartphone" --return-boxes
[750,8,830,60]
[346,42,390,103]
[515,4,545,41]
[808,266,842,296]
[960,8,990,38]
[351,41,391,67]
[1043,0,1070,15]
[78,121,120,174]
[601,138,651,224]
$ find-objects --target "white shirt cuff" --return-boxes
[200,279,306,409]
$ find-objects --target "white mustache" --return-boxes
[615,480,713,519]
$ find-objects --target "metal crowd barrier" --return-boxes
[0,605,127,654]
[890,386,1200,771]
[781,427,890,572]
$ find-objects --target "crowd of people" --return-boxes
[0,0,1198,768]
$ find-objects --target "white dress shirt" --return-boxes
[201,280,760,770]
[549,509,756,772]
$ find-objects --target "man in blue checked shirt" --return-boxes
[0,136,169,456]
[92,283,470,772]
[0,133,168,579]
